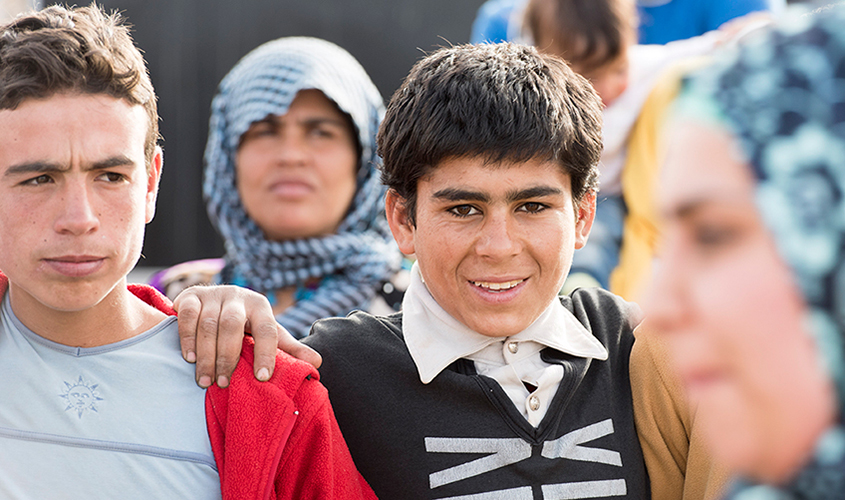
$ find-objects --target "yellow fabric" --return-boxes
[616,57,728,500]
[631,326,730,500]
[610,60,707,302]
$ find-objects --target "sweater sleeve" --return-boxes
[275,373,377,500]
[630,326,729,500]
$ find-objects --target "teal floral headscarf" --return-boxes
[676,5,845,499]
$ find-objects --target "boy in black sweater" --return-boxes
[181,42,696,500]
[301,43,649,499]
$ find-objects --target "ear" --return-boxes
[574,190,597,250]
[145,146,163,224]
[385,189,416,256]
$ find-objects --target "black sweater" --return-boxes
[304,287,648,500]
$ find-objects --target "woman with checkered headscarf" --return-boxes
[152,38,403,339]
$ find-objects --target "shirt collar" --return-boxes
[402,262,608,384]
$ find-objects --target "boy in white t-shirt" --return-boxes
[0,5,373,498]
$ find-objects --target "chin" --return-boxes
[699,404,785,483]
[467,315,530,338]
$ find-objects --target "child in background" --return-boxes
[470,0,777,45]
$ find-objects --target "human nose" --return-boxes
[275,131,308,166]
[474,211,521,259]
[54,181,99,235]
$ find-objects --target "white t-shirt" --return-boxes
[0,295,221,500]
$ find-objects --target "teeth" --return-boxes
[472,279,524,291]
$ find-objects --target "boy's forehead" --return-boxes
[0,93,148,167]
[419,156,573,192]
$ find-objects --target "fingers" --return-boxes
[277,326,322,369]
[174,285,279,388]
[194,290,225,388]
[214,298,249,388]
[173,290,201,364]
[243,293,278,382]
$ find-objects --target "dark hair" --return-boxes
[524,0,637,72]
[377,42,603,222]
[0,4,159,165]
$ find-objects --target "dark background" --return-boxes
[99,0,487,267]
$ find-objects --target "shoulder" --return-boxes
[248,337,319,396]
[563,287,642,330]
[128,282,176,315]
[305,310,403,351]
[562,288,642,354]
[209,337,320,407]
[303,311,412,388]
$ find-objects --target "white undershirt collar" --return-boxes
[403,262,608,384]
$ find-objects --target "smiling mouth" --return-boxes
[470,279,526,292]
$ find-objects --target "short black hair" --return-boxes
[377,42,603,222]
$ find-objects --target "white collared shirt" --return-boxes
[403,263,608,426]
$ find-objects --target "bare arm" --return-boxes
[173,285,321,388]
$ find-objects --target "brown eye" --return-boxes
[519,202,546,213]
[448,205,479,217]
[100,172,126,183]
[24,174,53,186]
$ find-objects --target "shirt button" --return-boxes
[529,395,540,411]
[507,341,519,354]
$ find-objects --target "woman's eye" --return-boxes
[448,205,478,217]
[693,225,738,248]
[308,126,339,140]
[243,122,276,139]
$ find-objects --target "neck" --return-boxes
[7,279,167,347]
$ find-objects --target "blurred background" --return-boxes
[0,0,814,272]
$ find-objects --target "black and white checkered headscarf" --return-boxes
[204,37,399,339]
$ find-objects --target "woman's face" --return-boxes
[236,89,358,240]
[645,120,836,483]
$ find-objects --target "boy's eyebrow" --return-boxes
[431,188,490,203]
[90,155,136,170]
[431,186,563,203]
[3,161,65,177]
[3,155,137,177]
[507,186,563,202]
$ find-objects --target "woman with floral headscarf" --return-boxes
[151,37,403,339]
[647,5,845,499]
